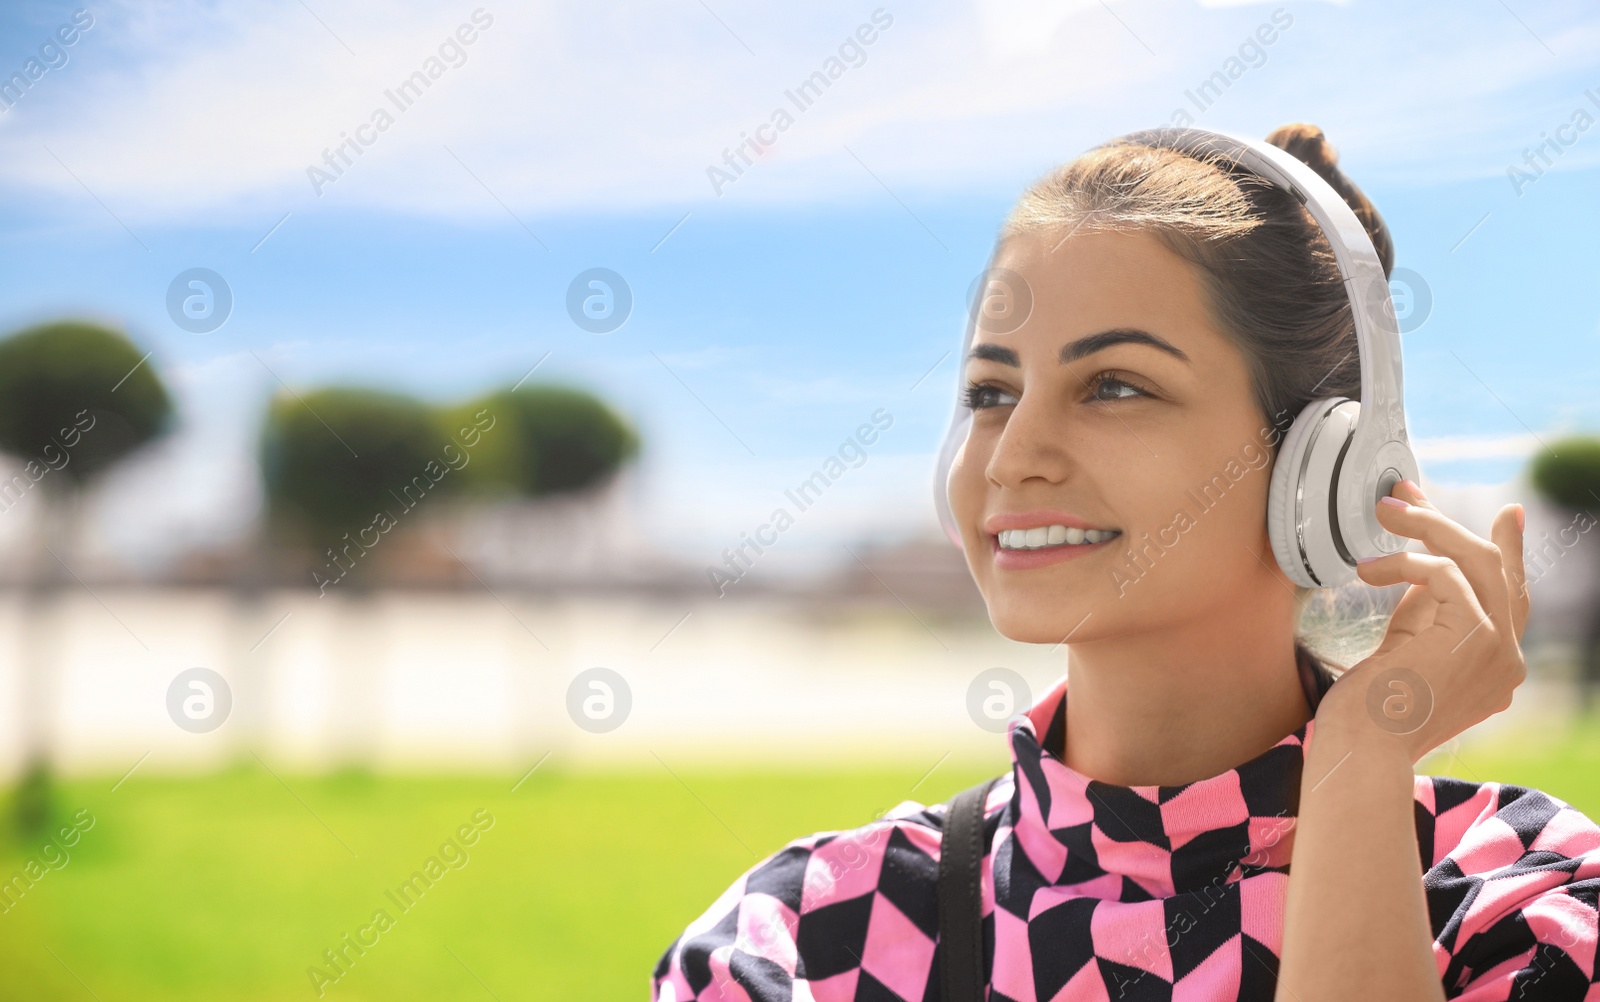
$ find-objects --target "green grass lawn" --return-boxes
[2,720,1597,1001]
[0,755,1009,1002]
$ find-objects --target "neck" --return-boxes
[1061,608,1311,787]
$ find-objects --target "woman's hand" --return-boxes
[1319,478,1530,764]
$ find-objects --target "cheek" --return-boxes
[1142,462,1273,571]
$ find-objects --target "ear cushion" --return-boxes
[1268,397,1356,589]
[1267,404,1317,588]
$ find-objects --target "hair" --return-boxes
[999,122,1401,674]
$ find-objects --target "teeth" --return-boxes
[997,525,1121,550]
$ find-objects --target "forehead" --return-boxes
[977,228,1225,356]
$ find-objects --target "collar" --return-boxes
[1002,667,1321,899]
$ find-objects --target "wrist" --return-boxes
[1311,679,1422,770]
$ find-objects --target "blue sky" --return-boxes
[0,0,1597,576]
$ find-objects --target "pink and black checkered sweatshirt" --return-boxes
[651,668,1600,1001]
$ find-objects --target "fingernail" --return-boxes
[1516,505,1525,532]
[1379,496,1410,509]
[1400,479,1425,500]
[1357,555,1383,565]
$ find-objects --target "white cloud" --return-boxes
[7,0,1600,223]
[973,0,1101,58]
[1195,0,1347,7]
[1413,431,1552,462]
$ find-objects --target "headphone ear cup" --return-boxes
[1268,397,1361,589]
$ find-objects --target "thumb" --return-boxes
[1490,502,1529,643]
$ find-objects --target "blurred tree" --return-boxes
[258,387,452,769]
[1529,436,1600,712]
[433,385,639,587]
[452,385,639,498]
[260,387,447,573]
[1531,438,1600,512]
[0,320,173,837]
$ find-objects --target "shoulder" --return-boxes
[1412,773,1600,998]
[1413,772,1600,870]
[651,792,968,1002]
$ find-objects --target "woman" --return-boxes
[650,124,1600,1001]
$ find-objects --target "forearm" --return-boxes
[1276,703,1444,1002]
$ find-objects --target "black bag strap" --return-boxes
[939,776,999,1002]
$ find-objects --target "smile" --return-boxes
[996,525,1121,550]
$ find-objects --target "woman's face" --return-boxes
[948,227,1296,644]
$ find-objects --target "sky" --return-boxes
[0,0,1596,579]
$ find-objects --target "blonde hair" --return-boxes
[1001,123,1399,673]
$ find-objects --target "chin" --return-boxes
[983,593,1095,646]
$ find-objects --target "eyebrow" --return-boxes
[967,328,1191,367]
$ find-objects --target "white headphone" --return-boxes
[933,126,1420,589]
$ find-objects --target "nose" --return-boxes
[984,391,1074,491]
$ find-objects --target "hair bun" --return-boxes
[1265,122,1394,277]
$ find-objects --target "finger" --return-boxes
[1490,502,1530,644]
[1375,483,1512,637]
[1371,579,1441,656]
[1356,550,1489,638]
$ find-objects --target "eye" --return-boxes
[1086,371,1151,403]
[963,382,1018,410]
